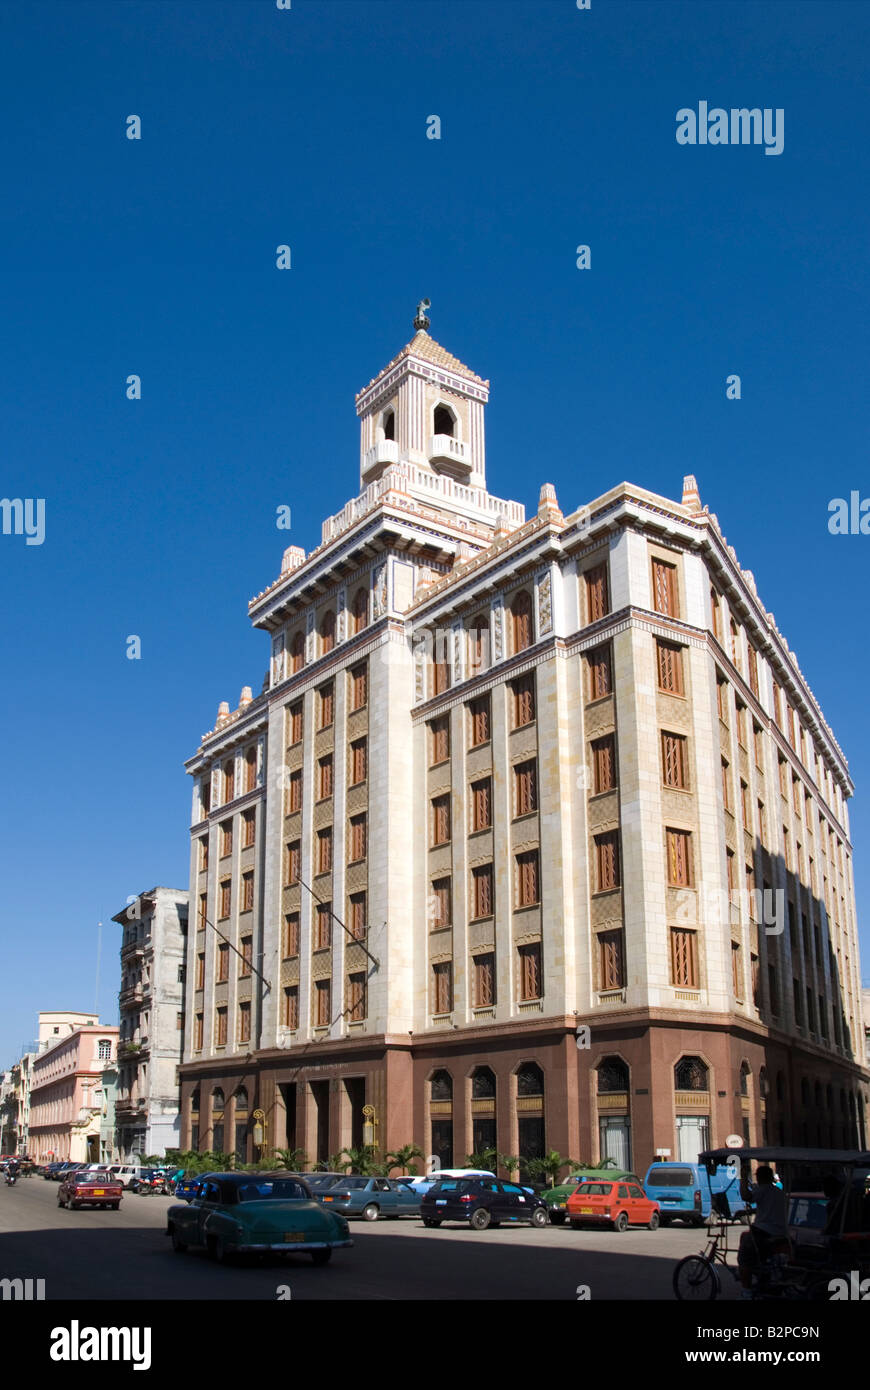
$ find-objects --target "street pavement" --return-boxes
[0,1175,732,1300]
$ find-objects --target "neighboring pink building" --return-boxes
[29,1025,119,1162]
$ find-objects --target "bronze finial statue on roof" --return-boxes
[414,297,431,331]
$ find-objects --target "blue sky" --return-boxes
[1,0,868,1064]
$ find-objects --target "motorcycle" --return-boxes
[5,1172,18,1186]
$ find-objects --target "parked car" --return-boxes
[421,1176,549,1230]
[42,1162,66,1180]
[544,1167,642,1224]
[173,1173,216,1203]
[315,1176,421,1221]
[58,1171,124,1211]
[643,1161,747,1226]
[567,1179,660,1231]
[108,1164,143,1189]
[409,1168,497,1197]
[165,1172,353,1264]
[53,1162,84,1182]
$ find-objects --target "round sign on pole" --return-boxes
[725,1134,743,1148]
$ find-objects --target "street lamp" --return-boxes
[252,1107,267,1159]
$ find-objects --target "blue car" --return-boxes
[174,1172,216,1203]
[643,1161,748,1225]
[314,1176,422,1221]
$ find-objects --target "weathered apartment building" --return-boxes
[178,316,868,1173]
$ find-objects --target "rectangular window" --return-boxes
[740,780,749,827]
[283,986,299,1030]
[317,827,333,874]
[758,800,766,845]
[198,893,208,931]
[591,735,616,794]
[793,978,803,1026]
[598,930,625,990]
[731,941,742,998]
[219,880,231,919]
[662,732,688,789]
[473,953,495,1008]
[747,644,759,698]
[283,912,300,958]
[289,701,303,745]
[238,1001,251,1044]
[516,850,540,907]
[350,737,367,785]
[736,702,748,748]
[199,836,209,870]
[315,979,331,1027]
[242,871,254,912]
[768,964,779,1017]
[652,558,678,616]
[722,759,731,811]
[710,588,722,640]
[223,759,235,803]
[469,696,490,747]
[670,928,698,988]
[430,877,452,930]
[717,675,728,721]
[430,716,450,765]
[315,903,331,951]
[349,892,367,940]
[588,644,612,701]
[318,683,334,730]
[286,840,301,885]
[511,673,536,727]
[585,562,609,622]
[730,619,742,670]
[656,639,684,695]
[194,1013,203,1050]
[349,813,367,862]
[470,778,492,832]
[220,821,232,856]
[666,829,692,887]
[431,795,451,846]
[239,935,252,976]
[245,745,257,793]
[217,943,229,982]
[751,953,760,1007]
[595,831,621,892]
[753,723,764,768]
[726,848,735,890]
[317,756,333,800]
[350,662,368,711]
[242,809,256,848]
[471,864,494,919]
[215,1006,228,1046]
[518,943,542,1001]
[432,961,453,1015]
[514,759,538,815]
[347,972,367,1023]
[196,952,205,989]
[792,776,801,816]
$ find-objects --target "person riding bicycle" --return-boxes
[737,1164,788,1297]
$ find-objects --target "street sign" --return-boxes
[655,1148,671,1157]
[725,1134,743,1148]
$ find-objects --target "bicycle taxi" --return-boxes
[672,1144,870,1300]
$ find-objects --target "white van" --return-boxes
[109,1164,143,1188]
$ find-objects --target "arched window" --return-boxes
[516,1062,544,1097]
[352,588,368,635]
[674,1056,708,1091]
[759,1066,769,1098]
[430,1070,452,1103]
[739,1062,751,1097]
[290,630,304,674]
[511,590,533,654]
[433,404,455,437]
[382,409,395,442]
[472,1067,496,1100]
[191,1089,200,1114]
[826,1084,833,1111]
[776,1071,785,1102]
[597,1057,629,1093]
[212,1087,225,1115]
[234,1087,249,1114]
[800,1078,810,1107]
[320,610,335,656]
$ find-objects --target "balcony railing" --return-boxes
[427,434,470,475]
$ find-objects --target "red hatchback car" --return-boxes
[567,1179,660,1232]
[58,1171,123,1211]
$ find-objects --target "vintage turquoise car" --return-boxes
[165,1172,353,1264]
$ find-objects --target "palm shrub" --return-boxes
[524,1151,578,1187]
[272,1147,309,1171]
[385,1144,424,1176]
